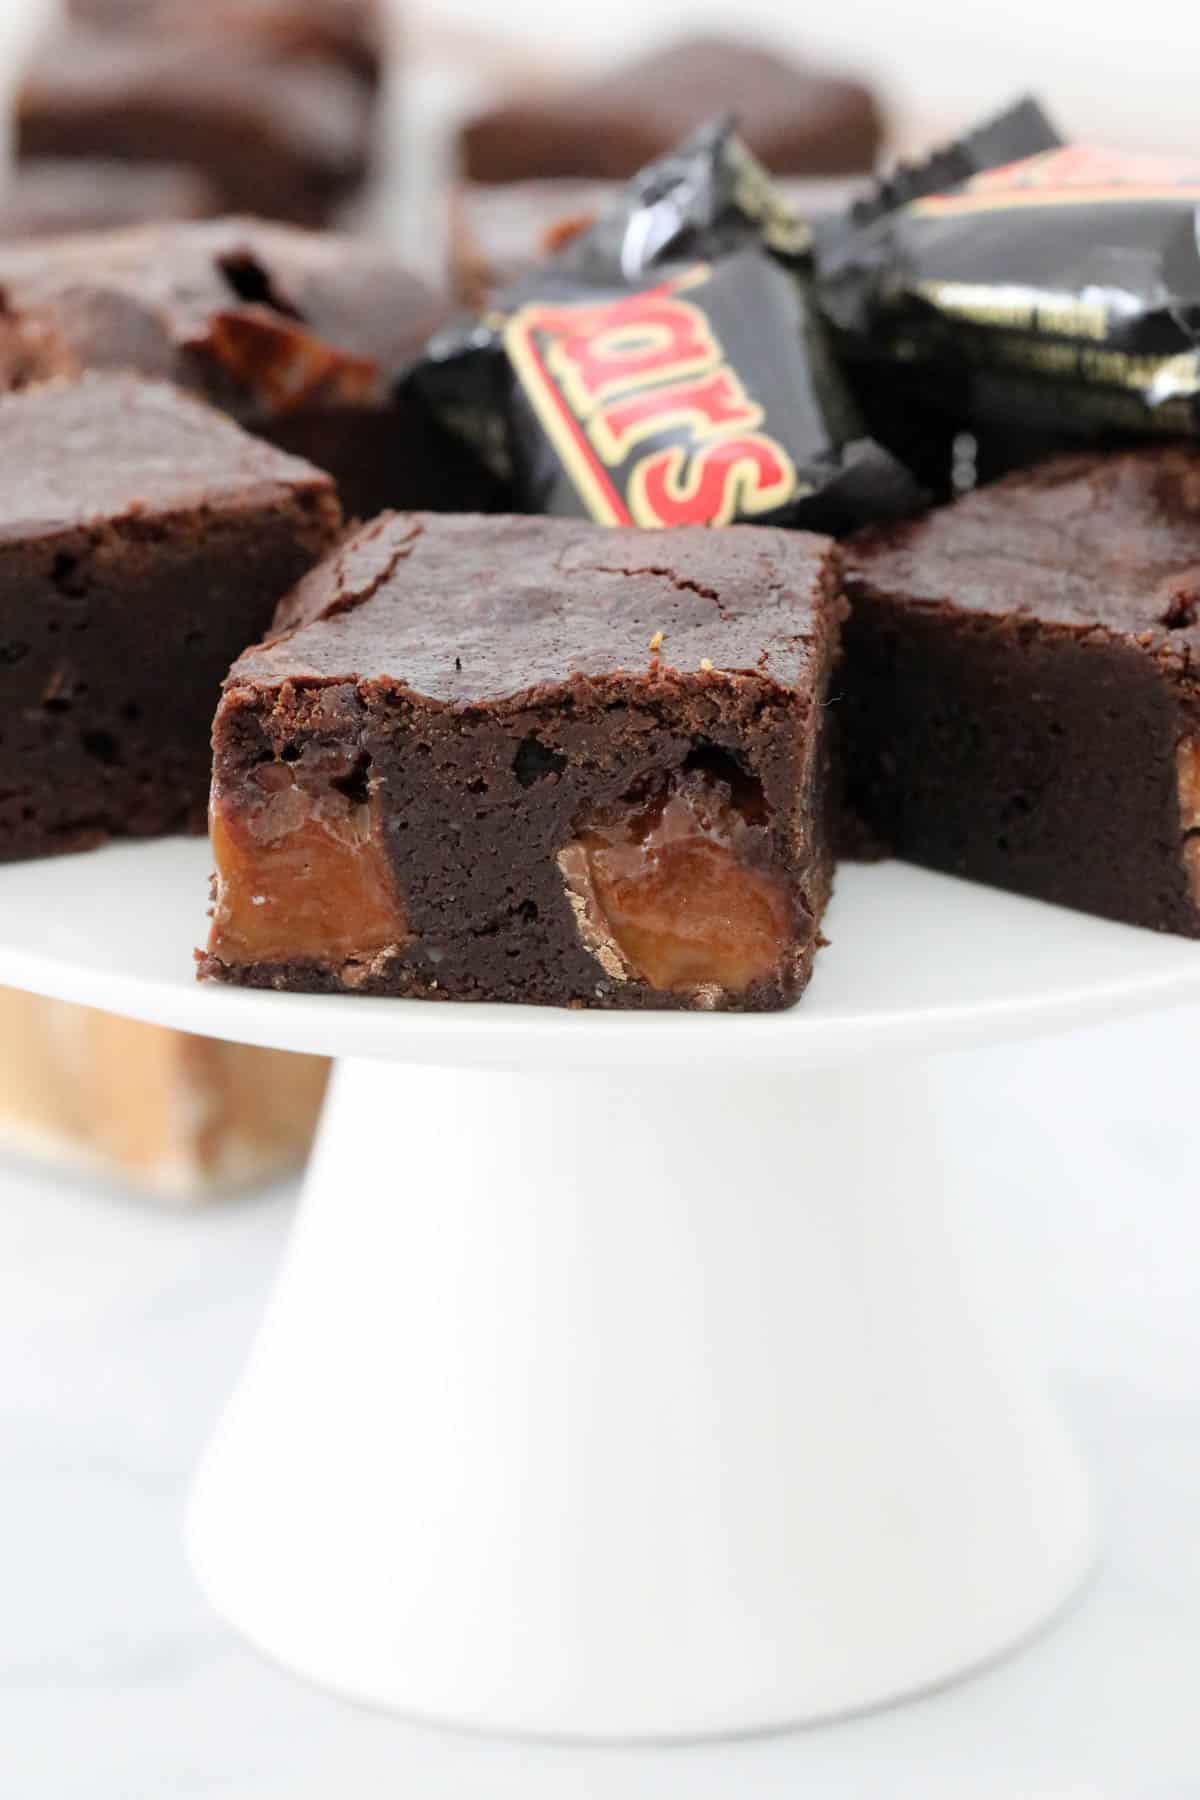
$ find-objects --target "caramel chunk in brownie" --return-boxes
[210,745,407,972]
[563,756,789,995]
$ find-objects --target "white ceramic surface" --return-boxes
[188,1056,1095,1736]
[8,1010,1200,1792]
[1,838,1199,1069]
[2,839,1180,1734]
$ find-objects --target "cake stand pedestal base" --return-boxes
[187,1052,1095,1739]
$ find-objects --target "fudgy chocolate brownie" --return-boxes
[0,218,498,519]
[449,173,870,308]
[0,161,218,239]
[16,27,371,227]
[0,374,340,861]
[67,0,386,89]
[201,512,844,1010]
[459,36,883,185]
[841,448,1200,935]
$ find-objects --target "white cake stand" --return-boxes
[3,838,1198,1740]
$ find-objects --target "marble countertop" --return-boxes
[4,1007,1200,1798]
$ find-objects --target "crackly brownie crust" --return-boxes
[0,374,339,861]
[0,217,501,518]
[841,447,1200,935]
[201,512,844,1010]
[16,27,372,227]
[459,35,882,185]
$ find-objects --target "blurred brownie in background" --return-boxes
[16,26,372,226]
[459,35,883,184]
[0,374,339,860]
[0,991,329,1201]
[449,172,871,308]
[0,160,219,240]
[66,0,387,89]
[0,217,499,518]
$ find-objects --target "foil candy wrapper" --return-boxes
[409,120,921,533]
[814,103,1200,447]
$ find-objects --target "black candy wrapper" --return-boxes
[813,96,1061,250]
[815,107,1200,445]
[409,121,921,533]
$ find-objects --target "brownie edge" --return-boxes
[0,373,341,860]
[201,513,845,1011]
[840,447,1200,937]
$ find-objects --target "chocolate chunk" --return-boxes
[841,446,1200,935]
[0,373,340,860]
[460,35,882,184]
[201,511,844,1010]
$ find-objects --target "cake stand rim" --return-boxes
[0,835,1195,1070]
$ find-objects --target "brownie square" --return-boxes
[66,0,386,88]
[0,373,340,861]
[449,173,870,309]
[0,218,500,519]
[201,512,844,1011]
[16,27,372,227]
[0,161,219,240]
[459,35,883,185]
[841,448,1200,935]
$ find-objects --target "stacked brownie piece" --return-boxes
[0,217,503,522]
[454,34,882,308]
[13,0,385,230]
[65,0,387,89]
[459,36,883,185]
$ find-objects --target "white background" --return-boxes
[413,0,1200,153]
[6,0,1200,151]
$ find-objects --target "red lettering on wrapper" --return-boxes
[545,291,718,409]
[503,264,797,529]
[631,435,797,529]
[591,369,762,464]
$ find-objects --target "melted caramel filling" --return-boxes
[207,309,378,416]
[541,210,597,256]
[570,760,790,995]
[1177,738,1200,832]
[209,763,406,968]
[1178,737,1200,905]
